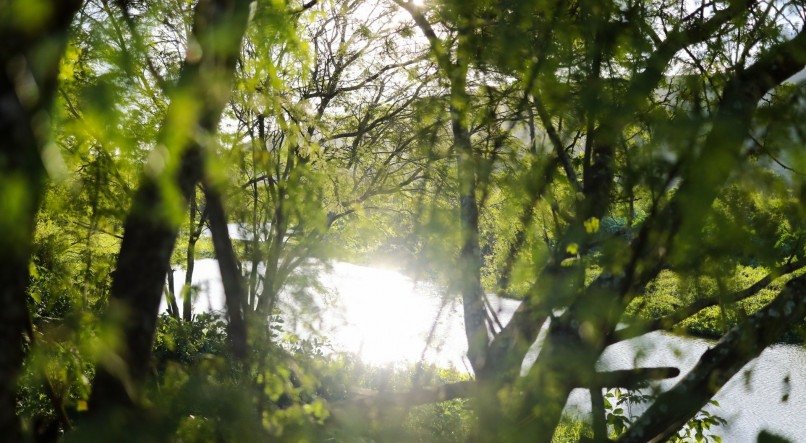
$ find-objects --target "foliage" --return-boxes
[624,266,806,343]
[152,313,230,371]
[1,0,805,441]
[604,388,726,442]
[551,417,592,443]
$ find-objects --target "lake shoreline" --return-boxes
[345,257,806,346]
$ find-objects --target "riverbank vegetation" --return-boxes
[1,0,804,442]
[625,266,806,343]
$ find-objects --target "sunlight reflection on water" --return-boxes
[162,259,805,442]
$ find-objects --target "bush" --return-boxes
[152,313,230,371]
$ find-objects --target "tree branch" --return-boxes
[510,23,806,441]
[203,182,249,362]
[615,260,805,342]
[618,274,806,443]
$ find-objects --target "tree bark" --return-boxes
[89,151,205,410]
[0,0,83,439]
[394,0,489,374]
[590,385,607,443]
[165,269,180,320]
[452,74,490,373]
[88,0,252,413]
[183,189,198,321]
[204,183,248,361]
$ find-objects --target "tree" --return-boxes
[1,0,804,441]
[388,0,806,441]
[86,0,253,414]
[226,0,434,319]
[0,1,83,438]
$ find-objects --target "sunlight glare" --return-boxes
[322,262,466,368]
[161,258,522,372]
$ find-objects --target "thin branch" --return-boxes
[533,95,581,192]
[615,260,805,342]
[289,0,319,15]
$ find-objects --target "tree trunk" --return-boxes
[89,153,203,410]
[590,386,607,442]
[204,183,248,361]
[0,1,82,438]
[183,190,198,321]
[165,270,180,320]
[450,65,489,374]
[88,0,252,413]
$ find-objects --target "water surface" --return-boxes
[164,259,805,442]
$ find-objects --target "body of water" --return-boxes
[161,259,805,442]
